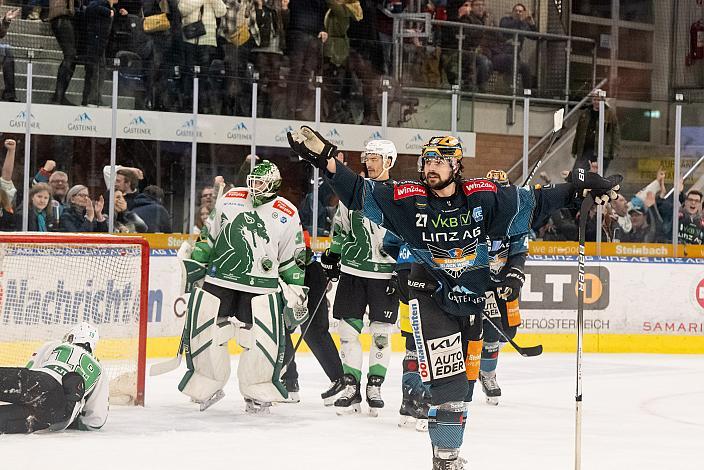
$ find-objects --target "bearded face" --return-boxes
[423,157,455,189]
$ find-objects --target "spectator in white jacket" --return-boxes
[178,0,227,113]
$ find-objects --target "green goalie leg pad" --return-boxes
[178,288,231,402]
[237,291,289,402]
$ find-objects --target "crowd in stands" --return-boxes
[0,138,173,232]
[0,0,543,120]
[536,167,704,245]
[0,135,703,246]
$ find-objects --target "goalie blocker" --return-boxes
[177,282,309,407]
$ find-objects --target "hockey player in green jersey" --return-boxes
[0,322,109,434]
[175,160,309,414]
[320,140,400,416]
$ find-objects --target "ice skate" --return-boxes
[244,398,272,414]
[195,389,225,411]
[399,384,417,427]
[432,448,466,470]
[321,377,345,406]
[479,370,501,406]
[334,374,362,415]
[432,456,467,470]
[366,375,385,417]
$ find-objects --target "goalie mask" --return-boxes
[486,169,510,187]
[247,160,282,207]
[64,322,99,353]
[361,140,397,180]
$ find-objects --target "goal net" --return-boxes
[0,234,149,405]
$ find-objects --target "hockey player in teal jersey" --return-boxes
[288,126,621,469]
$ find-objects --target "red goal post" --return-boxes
[0,233,149,406]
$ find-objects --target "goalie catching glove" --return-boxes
[287,126,338,169]
[569,169,623,205]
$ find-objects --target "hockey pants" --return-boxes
[0,368,64,434]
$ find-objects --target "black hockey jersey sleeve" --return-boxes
[468,180,577,238]
[326,160,414,237]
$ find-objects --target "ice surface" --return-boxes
[2,353,702,470]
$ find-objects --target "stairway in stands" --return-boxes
[0,4,134,107]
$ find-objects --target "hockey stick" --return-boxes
[481,310,542,357]
[150,322,187,376]
[575,195,593,470]
[521,108,565,188]
[284,280,331,369]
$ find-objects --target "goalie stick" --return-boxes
[149,323,187,376]
[481,311,542,357]
[575,195,593,470]
[151,181,227,377]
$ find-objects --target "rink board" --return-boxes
[3,250,704,362]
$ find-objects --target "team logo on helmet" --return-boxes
[418,136,463,173]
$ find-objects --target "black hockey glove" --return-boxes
[320,249,341,281]
[62,371,86,403]
[287,126,338,170]
[497,267,525,302]
[386,271,399,296]
[569,168,623,205]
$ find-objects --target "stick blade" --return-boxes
[149,356,182,376]
[517,344,543,357]
[553,108,565,132]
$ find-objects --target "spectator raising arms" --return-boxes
[16,183,58,232]
[59,185,108,232]
[102,165,143,210]
[113,190,147,233]
[1,139,18,204]
[33,160,70,209]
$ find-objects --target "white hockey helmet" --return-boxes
[64,322,100,353]
[361,139,397,171]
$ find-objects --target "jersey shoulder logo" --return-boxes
[394,182,427,200]
[225,190,248,199]
[462,179,497,196]
[273,199,295,217]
